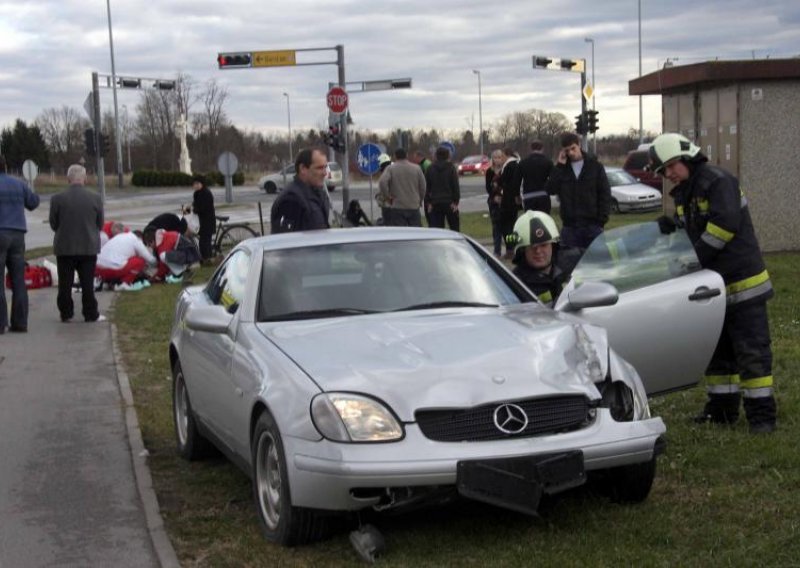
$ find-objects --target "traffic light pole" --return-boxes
[580,71,588,153]
[92,72,106,204]
[336,45,350,216]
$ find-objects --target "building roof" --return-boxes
[629,58,800,96]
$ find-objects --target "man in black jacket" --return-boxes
[424,146,460,231]
[650,133,776,434]
[545,132,610,250]
[190,174,215,261]
[271,148,330,233]
[517,140,554,213]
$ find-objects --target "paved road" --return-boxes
[25,177,492,250]
[0,286,176,567]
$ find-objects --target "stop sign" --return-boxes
[327,86,349,115]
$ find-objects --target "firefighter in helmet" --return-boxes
[650,133,776,433]
[506,211,579,307]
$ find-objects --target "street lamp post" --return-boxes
[638,0,644,145]
[584,37,596,154]
[472,69,483,156]
[283,92,293,163]
[105,0,124,188]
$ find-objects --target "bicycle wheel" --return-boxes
[217,224,258,255]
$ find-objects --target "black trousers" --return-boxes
[56,255,99,322]
[428,203,460,232]
[198,231,213,260]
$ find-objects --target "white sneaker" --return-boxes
[117,282,145,291]
[90,314,108,323]
[116,282,133,291]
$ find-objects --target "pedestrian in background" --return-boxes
[497,147,522,258]
[378,148,426,227]
[545,132,610,250]
[188,174,215,263]
[485,149,505,257]
[0,154,40,333]
[518,140,554,213]
[49,163,105,323]
[425,146,461,231]
[650,132,776,434]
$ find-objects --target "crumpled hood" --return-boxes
[257,306,608,421]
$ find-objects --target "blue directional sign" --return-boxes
[357,143,383,175]
[439,140,456,159]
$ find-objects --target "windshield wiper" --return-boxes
[393,301,498,312]
[261,308,378,322]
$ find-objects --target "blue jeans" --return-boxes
[0,229,27,330]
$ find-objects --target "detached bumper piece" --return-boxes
[456,451,586,516]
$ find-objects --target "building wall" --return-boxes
[662,80,799,252]
[740,80,800,252]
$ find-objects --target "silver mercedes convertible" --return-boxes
[169,224,725,547]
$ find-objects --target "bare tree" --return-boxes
[192,78,230,169]
[36,106,89,173]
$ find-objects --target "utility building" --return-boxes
[630,58,800,252]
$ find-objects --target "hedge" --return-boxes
[131,170,244,187]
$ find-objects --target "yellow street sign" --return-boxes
[583,83,594,101]
[252,50,297,67]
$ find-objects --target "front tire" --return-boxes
[264,181,277,194]
[252,411,327,546]
[172,360,212,460]
[611,198,621,214]
[599,457,657,504]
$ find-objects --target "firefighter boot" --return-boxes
[743,396,777,434]
[693,393,741,425]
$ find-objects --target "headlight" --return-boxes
[311,393,403,442]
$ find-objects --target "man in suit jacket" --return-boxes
[49,164,105,323]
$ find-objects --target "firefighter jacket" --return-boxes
[670,162,772,307]
[512,246,579,307]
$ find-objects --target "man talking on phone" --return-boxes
[545,132,611,250]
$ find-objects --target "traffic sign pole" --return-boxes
[336,44,349,218]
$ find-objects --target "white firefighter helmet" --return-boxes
[649,133,701,174]
[510,210,560,254]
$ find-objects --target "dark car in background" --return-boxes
[623,146,662,191]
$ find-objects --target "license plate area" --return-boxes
[456,451,585,516]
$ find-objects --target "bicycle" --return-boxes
[211,215,258,256]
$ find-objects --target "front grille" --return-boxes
[415,395,592,442]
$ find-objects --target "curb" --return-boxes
[110,319,181,568]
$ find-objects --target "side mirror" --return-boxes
[559,281,619,312]
[185,304,233,334]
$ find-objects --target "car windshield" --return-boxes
[569,222,701,294]
[607,170,637,186]
[462,156,483,164]
[258,238,526,321]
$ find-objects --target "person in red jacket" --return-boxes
[143,228,201,283]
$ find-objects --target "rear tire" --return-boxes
[611,198,621,214]
[252,411,328,546]
[218,224,258,255]
[172,360,212,460]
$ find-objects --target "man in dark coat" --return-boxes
[545,132,611,250]
[517,140,554,213]
[271,148,330,233]
[424,146,461,231]
[49,164,104,323]
[190,174,215,260]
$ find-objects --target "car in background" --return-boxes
[325,162,342,191]
[607,167,662,213]
[169,224,725,547]
[258,162,341,194]
[457,154,490,176]
[623,146,662,191]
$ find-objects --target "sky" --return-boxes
[2,0,800,141]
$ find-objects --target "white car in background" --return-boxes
[258,162,341,194]
[606,167,662,213]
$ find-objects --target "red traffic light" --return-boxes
[217,53,252,69]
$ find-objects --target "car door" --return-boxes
[555,222,726,396]
[181,250,250,448]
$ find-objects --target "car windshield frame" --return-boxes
[257,238,530,322]
[607,170,638,187]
